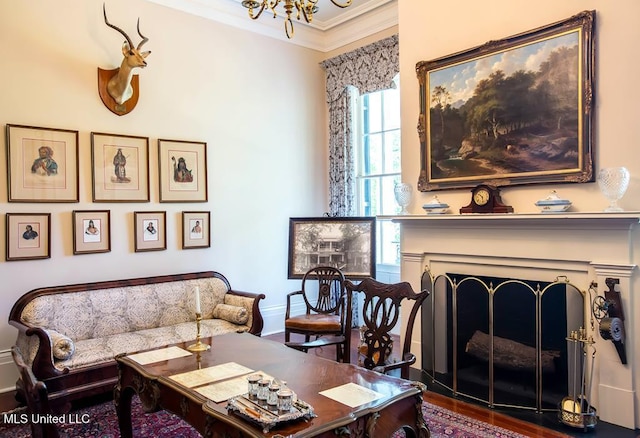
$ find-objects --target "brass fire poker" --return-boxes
[187,313,210,352]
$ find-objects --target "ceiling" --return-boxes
[146,0,398,51]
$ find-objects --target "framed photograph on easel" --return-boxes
[288,217,376,279]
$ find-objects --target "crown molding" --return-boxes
[310,0,395,30]
[145,0,397,52]
[319,0,398,52]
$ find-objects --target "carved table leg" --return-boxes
[413,383,431,438]
[114,372,134,438]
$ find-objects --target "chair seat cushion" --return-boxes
[285,314,341,332]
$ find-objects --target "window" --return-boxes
[355,81,401,266]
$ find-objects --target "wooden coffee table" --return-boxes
[114,332,429,437]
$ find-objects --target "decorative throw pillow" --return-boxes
[212,304,249,325]
[47,329,75,360]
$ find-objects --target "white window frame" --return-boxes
[354,76,401,275]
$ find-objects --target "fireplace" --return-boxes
[393,213,640,429]
[421,272,586,411]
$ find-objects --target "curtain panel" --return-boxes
[320,34,399,217]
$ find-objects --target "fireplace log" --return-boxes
[465,330,560,373]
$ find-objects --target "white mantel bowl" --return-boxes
[423,195,449,214]
[535,191,571,213]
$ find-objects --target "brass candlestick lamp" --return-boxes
[187,312,210,352]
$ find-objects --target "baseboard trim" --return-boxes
[0,349,17,395]
[260,302,303,336]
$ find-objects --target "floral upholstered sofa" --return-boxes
[8,271,264,410]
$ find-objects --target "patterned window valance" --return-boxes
[321,34,399,103]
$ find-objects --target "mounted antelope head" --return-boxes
[98,4,151,115]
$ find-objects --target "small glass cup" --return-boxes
[267,382,280,412]
[257,379,270,405]
[247,374,262,400]
[277,387,293,414]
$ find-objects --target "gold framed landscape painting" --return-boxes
[6,124,79,202]
[91,132,150,202]
[6,213,51,261]
[158,139,208,202]
[416,10,595,191]
[134,211,166,252]
[182,211,210,249]
[73,210,111,255]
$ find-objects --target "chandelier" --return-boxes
[241,0,353,39]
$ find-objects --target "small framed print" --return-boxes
[6,213,51,261]
[134,211,166,252]
[72,210,111,255]
[182,211,210,249]
[91,132,150,202]
[158,139,208,202]
[6,124,79,202]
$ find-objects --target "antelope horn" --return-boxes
[103,3,134,49]
[136,18,149,51]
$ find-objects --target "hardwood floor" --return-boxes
[423,390,569,438]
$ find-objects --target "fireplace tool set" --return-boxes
[558,327,597,430]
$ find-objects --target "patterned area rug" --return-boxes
[0,397,529,438]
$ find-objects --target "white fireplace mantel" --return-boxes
[385,211,640,229]
[391,211,640,429]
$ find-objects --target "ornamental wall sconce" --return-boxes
[98,4,151,116]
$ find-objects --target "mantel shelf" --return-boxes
[380,212,640,231]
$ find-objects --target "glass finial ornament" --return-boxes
[598,167,630,212]
[394,182,413,215]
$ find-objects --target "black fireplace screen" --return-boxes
[421,270,586,412]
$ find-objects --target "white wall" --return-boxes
[0,0,328,391]
[398,1,640,213]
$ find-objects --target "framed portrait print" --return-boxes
[416,10,595,191]
[72,210,111,255]
[91,132,150,202]
[288,217,376,279]
[134,211,166,252]
[6,124,79,202]
[158,139,208,202]
[182,211,210,249]
[6,213,51,261]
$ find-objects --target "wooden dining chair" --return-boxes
[345,277,430,379]
[284,266,351,363]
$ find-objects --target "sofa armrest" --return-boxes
[226,290,265,336]
[19,326,69,380]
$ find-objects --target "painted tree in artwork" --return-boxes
[431,85,451,148]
